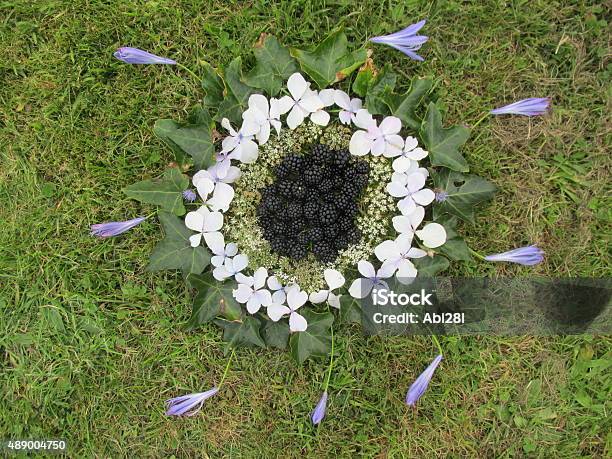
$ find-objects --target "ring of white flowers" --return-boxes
[183,72,448,333]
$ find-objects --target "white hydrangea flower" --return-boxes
[233,267,272,314]
[392,206,425,235]
[267,285,309,332]
[348,261,395,299]
[194,162,241,185]
[212,253,249,281]
[267,276,293,304]
[242,94,282,144]
[416,223,447,248]
[307,88,335,126]
[309,269,345,309]
[392,136,428,172]
[204,232,238,267]
[349,110,404,157]
[386,172,435,215]
[277,73,324,129]
[192,171,234,213]
[220,118,259,163]
[184,206,223,248]
[374,233,427,282]
[334,90,362,125]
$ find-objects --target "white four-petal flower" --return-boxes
[348,260,395,299]
[334,90,362,125]
[242,94,283,144]
[205,232,238,267]
[309,269,345,309]
[387,172,435,215]
[349,110,404,157]
[233,267,272,314]
[220,118,260,164]
[277,73,324,129]
[212,253,249,281]
[375,233,427,282]
[184,206,223,248]
[392,136,428,172]
[267,285,309,332]
[307,88,335,126]
[392,206,425,235]
[192,171,234,213]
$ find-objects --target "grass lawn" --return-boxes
[1,0,610,456]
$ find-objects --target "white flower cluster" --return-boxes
[183,72,447,332]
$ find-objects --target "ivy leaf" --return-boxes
[185,272,241,328]
[420,103,470,172]
[435,214,472,262]
[364,64,396,115]
[289,309,334,364]
[123,168,189,215]
[244,34,299,96]
[352,57,377,97]
[384,78,432,130]
[216,57,255,125]
[339,295,362,324]
[262,320,290,349]
[432,169,497,224]
[414,255,450,276]
[147,212,210,274]
[154,116,215,170]
[290,30,362,89]
[215,316,266,350]
[200,61,225,115]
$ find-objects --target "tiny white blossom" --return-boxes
[233,267,272,314]
[349,110,404,157]
[267,285,309,332]
[387,172,435,215]
[348,260,395,299]
[184,206,223,248]
[309,269,345,309]
[220,118,260,163]
[334,90,362,125]
[277,73,324,129]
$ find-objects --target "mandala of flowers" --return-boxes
[106,30,501,362]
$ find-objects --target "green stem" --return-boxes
[218,349,235,388]
[176,63,200,82]
[431,335,443,355]
[471,112,489,130]
[469,247,486,260]
[323,325,334,392]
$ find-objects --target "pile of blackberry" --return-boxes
[257,144,370,263]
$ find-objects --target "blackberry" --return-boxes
[297,231,310,246]
[303,200,319,220]
[337,217,353,232]
[323,225,338,239]
[291,181,307,199]
[355,161,370,175]
[335,236,350,250]
[334,149,350,169]
[304,167,323,185]
[318,203,337,225]
[290,245,308,260]
[308,227,324,242]
[283,154,303,172]
[284,202,302,219]
[318,177,334,193]
[336,193,353,210]
[278,181,293,197]
[347,227,362,244]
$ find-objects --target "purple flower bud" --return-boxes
[484,245,544,266]
[182,189,197,202]
[435,190,449,202]
[113,47,177,65]
[90,217,145,238]
[406,354,443,406]
[490,98,550,116]
[310,391,328,425]
[370,20,428,61]
[165,387,219,416]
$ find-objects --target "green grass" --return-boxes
[1,0,610,456]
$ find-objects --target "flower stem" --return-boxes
[471,112,489,129]
[469,247,486,260]
[431,335,443,355]
[176,62,200,81]
[218,349,235,389]
[323,326,334,391]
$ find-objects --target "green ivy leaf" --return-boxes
[200,61,225,115]
[339,295,362,324]
[384,78,432,130]
[185,272,241,328]
[432,169,497,224]
[289,309,334,364]
[123,168,189,215]
[435,214,472,261]
[364,64,396,115]
[147,212,210,274]
[290,30,363,89]
[352,57,377,97]
[414,255,450,276]
[420,103,470,172]
[262,320,290,349]
[215,316,266,350]
[154,116,215,170]
[216,57,255,125]
[244,35,299,96]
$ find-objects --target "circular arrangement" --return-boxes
[257,144,368,264]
